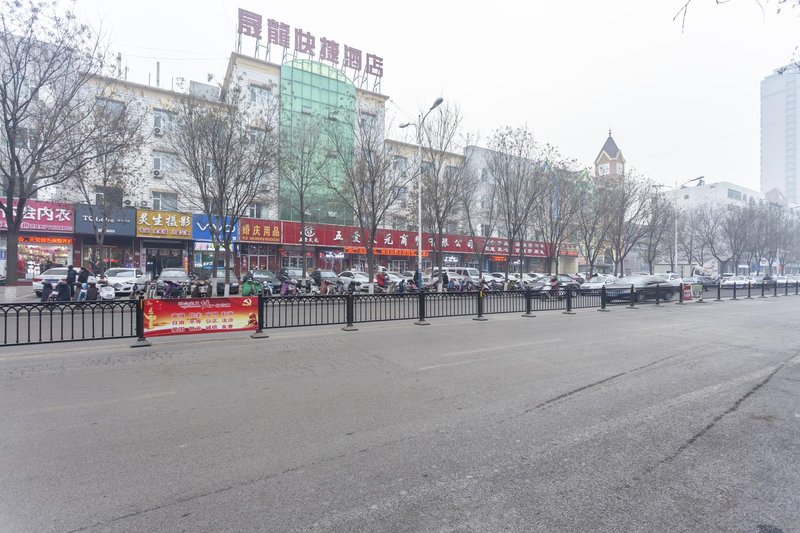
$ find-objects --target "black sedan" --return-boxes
[604,275,679,303]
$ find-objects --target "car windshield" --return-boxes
[253,270,275,277]
[318,271,337,279]
[105,269,133,277]
[43,269,67,276]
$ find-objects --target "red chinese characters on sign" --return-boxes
[143,297,258,337]
[0,200,73,233]
[239,218,281,243]
[238,9,263,39]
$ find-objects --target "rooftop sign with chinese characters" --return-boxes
[236,8,384,93]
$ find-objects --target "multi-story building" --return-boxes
[761,64,800,203]
[660,180,764,210]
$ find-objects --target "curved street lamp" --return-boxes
[399,96,444,276]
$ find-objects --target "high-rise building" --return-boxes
[761,64,800,204]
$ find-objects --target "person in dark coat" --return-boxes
[86,282,99,301]
[65,265,77,298]
[55,280,72,302]
[441,271,449,291]
[40,281,53,302]
[77,267,90,285]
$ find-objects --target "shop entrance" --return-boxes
[144,247,184,277]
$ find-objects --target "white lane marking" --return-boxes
[420,354,518,371]
[442,338,564,358]
[8,391,178,418]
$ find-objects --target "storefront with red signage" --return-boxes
[0,200,75,278]
[238,218,281,273]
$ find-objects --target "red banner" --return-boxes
[0,200,74,233]
[143,297,258,337]
[280,221,576,258]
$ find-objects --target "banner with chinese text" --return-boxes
[0,200,73,233]
[239,218,281,243]
[136,209,193,239]
[143,297,258,337]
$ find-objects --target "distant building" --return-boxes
[594,130,625,178]
[761,64,800,203]
[661,180,765,209]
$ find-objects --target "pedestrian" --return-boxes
[86,282,99,301]
[65,265,78,298]
[77,266,90,285]
[441,271,449,291]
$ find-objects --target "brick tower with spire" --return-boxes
[594,130,625,178]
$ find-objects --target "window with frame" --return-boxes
[153,151,172,172]
[249,85,271,106]
[727,189,742,201]
[393,156,409,177]
[153,109,176,133]
[394,186,408,203]
[151,191,178,211]
[96,98,124,120]
[247,203,266,218]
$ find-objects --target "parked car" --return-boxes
[155,268,191,295]
[32,267,96,297]
[660,273,683,287]
[103,268,148,296]
[338,270,370,291]
[580,274,619,292]
[605,274,679,303]
[248,269,281,292]
[720,275,753,288]
[530,274,582,298]
[310,269,339,287]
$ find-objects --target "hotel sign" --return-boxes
[237,8,384,80]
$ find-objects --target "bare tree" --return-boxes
[639,189,675,274]
[576,173,616,276]
[168,82,279,285]
[485,126,541,280]
[71,83,148,273]
[460,147,498,279]
[419,103,470,284]
[532,154,584,274]
[694,203,732,274]
[277,115,328,283]
[0,0,129,283]
[605,172,652,276]
[720,203,752,275]
[324,111,411,292]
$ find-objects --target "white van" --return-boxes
[429,267,481,285]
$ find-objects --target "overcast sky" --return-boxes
[74,0,800,192]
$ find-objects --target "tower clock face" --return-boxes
[599,163,610,175]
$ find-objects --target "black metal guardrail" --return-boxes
[1,300,137,346]
[3,281,799,346]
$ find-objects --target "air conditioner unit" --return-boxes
[153,127,163,136]
[153,170,162,178]
[123,199,132,206]
[140,200,148,207]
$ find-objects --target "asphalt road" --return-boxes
[1,297,799,532]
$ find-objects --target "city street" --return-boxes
[1,297,798,532]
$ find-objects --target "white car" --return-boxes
[661,273,683,287]
[580,274,619,290]
[103,268,148,296]
[32,267,96,297]
[338,271,370,291]
[721,275,753,287]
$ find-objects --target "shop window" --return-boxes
[94,186,123,208]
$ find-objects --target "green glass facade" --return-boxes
[279,59,355,226]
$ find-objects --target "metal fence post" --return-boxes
[251,292,268,338]
[785,280,789,296]
[796,280,799,295]
[627,284,637,309]
[598,286,609,312]
[732,282,738,300]
[716,282,722,302]
[773,280,779,297]
[474,288,488,321]
[760,281,766,298]
[746,282,752,299]
[563,289,575,315]
[415,288,429,325]
[522,287,535,318]
[676,283,685,305]
[655,283,661,306]
[131,296,151,348]
[342,293,358,331]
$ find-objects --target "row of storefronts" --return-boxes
[0,201,579,279]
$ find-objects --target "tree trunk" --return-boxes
[5,226,20,284]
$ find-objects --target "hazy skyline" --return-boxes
[74,0,800,192]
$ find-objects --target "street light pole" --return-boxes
[400,96,443,275]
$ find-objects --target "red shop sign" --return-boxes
[0,200,74,233]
